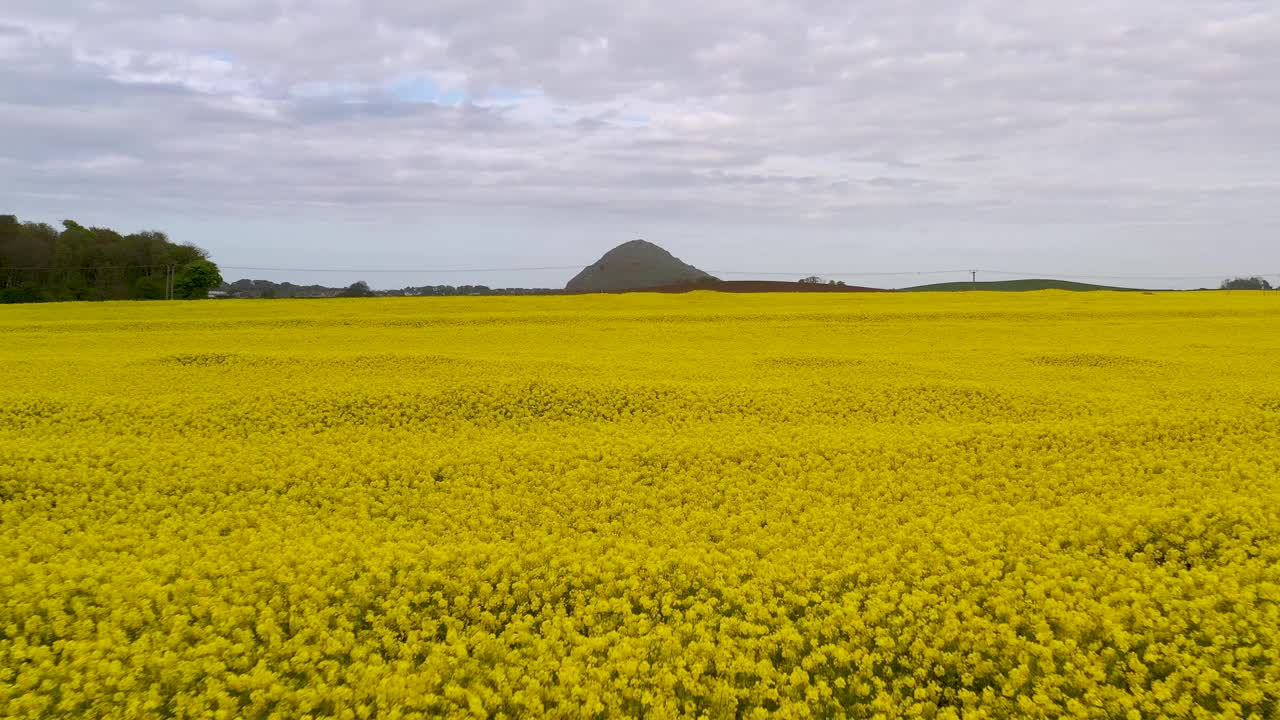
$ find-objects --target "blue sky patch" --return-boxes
[385,77,528,106]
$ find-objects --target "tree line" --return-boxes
[1220,276,1272,290]
[0,214,223,303]
[221,279,563,298]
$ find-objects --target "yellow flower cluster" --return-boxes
[2,291,1279,718]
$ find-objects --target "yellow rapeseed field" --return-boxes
[2,291,1279,719]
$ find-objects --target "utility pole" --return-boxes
[971,270,977,289]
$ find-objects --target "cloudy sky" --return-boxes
[3,1,1278,289]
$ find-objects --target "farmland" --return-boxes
[2,291,1279,718]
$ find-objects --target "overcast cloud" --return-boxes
[2,1,1279,288]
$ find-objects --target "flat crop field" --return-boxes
[2,292,1279,718]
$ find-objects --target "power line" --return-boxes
[708,269,968,277]
[3,263,1277,282]
[0,264,585,273]
[0,264,174,271]
[216,265,584,274]
[975,269,1280,281]
[212,266,1280,281]
[712,269,1280,281]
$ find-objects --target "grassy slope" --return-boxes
[901,278,1148,292]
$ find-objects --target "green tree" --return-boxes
[1,214,219,303]
[174,259,224,299]
[0,283,45,304]
[168,242,208,268]
[1220,276,1272,290]
[338,281,374,298]
[131,275,167,300]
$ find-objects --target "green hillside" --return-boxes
[901,278,1149,292]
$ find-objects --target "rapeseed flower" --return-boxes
[1,291,1277,718]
